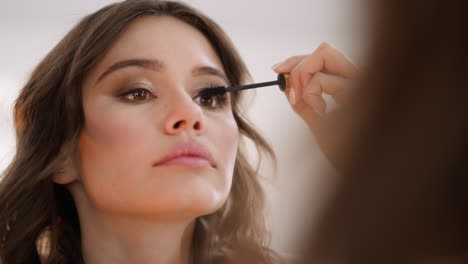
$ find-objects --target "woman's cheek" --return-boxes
[78,104,156,205]
[85,100,157,153]
[216,114,239,171]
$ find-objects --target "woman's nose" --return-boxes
[164,100,204,135]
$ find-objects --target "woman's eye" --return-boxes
[194,93,228,110]
[120,88,155,102]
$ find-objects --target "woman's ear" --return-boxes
[52,148,80,185]
[52,168,78,185]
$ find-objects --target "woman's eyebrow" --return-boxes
[192,66,231,86]
[95,58,230,86]
[96,58,165,84]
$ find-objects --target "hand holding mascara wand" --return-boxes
[198,73,290,97]
[199,44,359,168]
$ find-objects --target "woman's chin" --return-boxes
[119,189,229,221]
[158,189,229,217]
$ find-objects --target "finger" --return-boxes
[301,77,328,116]
[274,56,307,104]
[283,88,323,129]
[288,58,307,103]
[296,43,359,97]
[288,43,359,105]
[272,55,307,73]
[307,72,353,105]
[287,72,350,116]
[301,42,360,79]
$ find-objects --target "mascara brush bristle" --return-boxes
[198,87,227,97]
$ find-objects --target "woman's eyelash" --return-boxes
[195,83,229,110]
[119,87,155,103]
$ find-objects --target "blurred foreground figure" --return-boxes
[301,0,468,263]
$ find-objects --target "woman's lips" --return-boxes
[158,155,212,168]
[153,143,216,168]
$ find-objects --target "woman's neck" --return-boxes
[68,183,196,264]
[79,211,195,264]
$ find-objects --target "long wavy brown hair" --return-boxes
[0,1,282,263]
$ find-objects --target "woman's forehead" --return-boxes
[94,16,224,78]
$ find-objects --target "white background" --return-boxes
[0,0,368,260]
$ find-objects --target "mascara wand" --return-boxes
[199,73,289,97]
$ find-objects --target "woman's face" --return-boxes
[76,16,239,220]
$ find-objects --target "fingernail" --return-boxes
[272,62,282,70]
[289,88,296,105]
